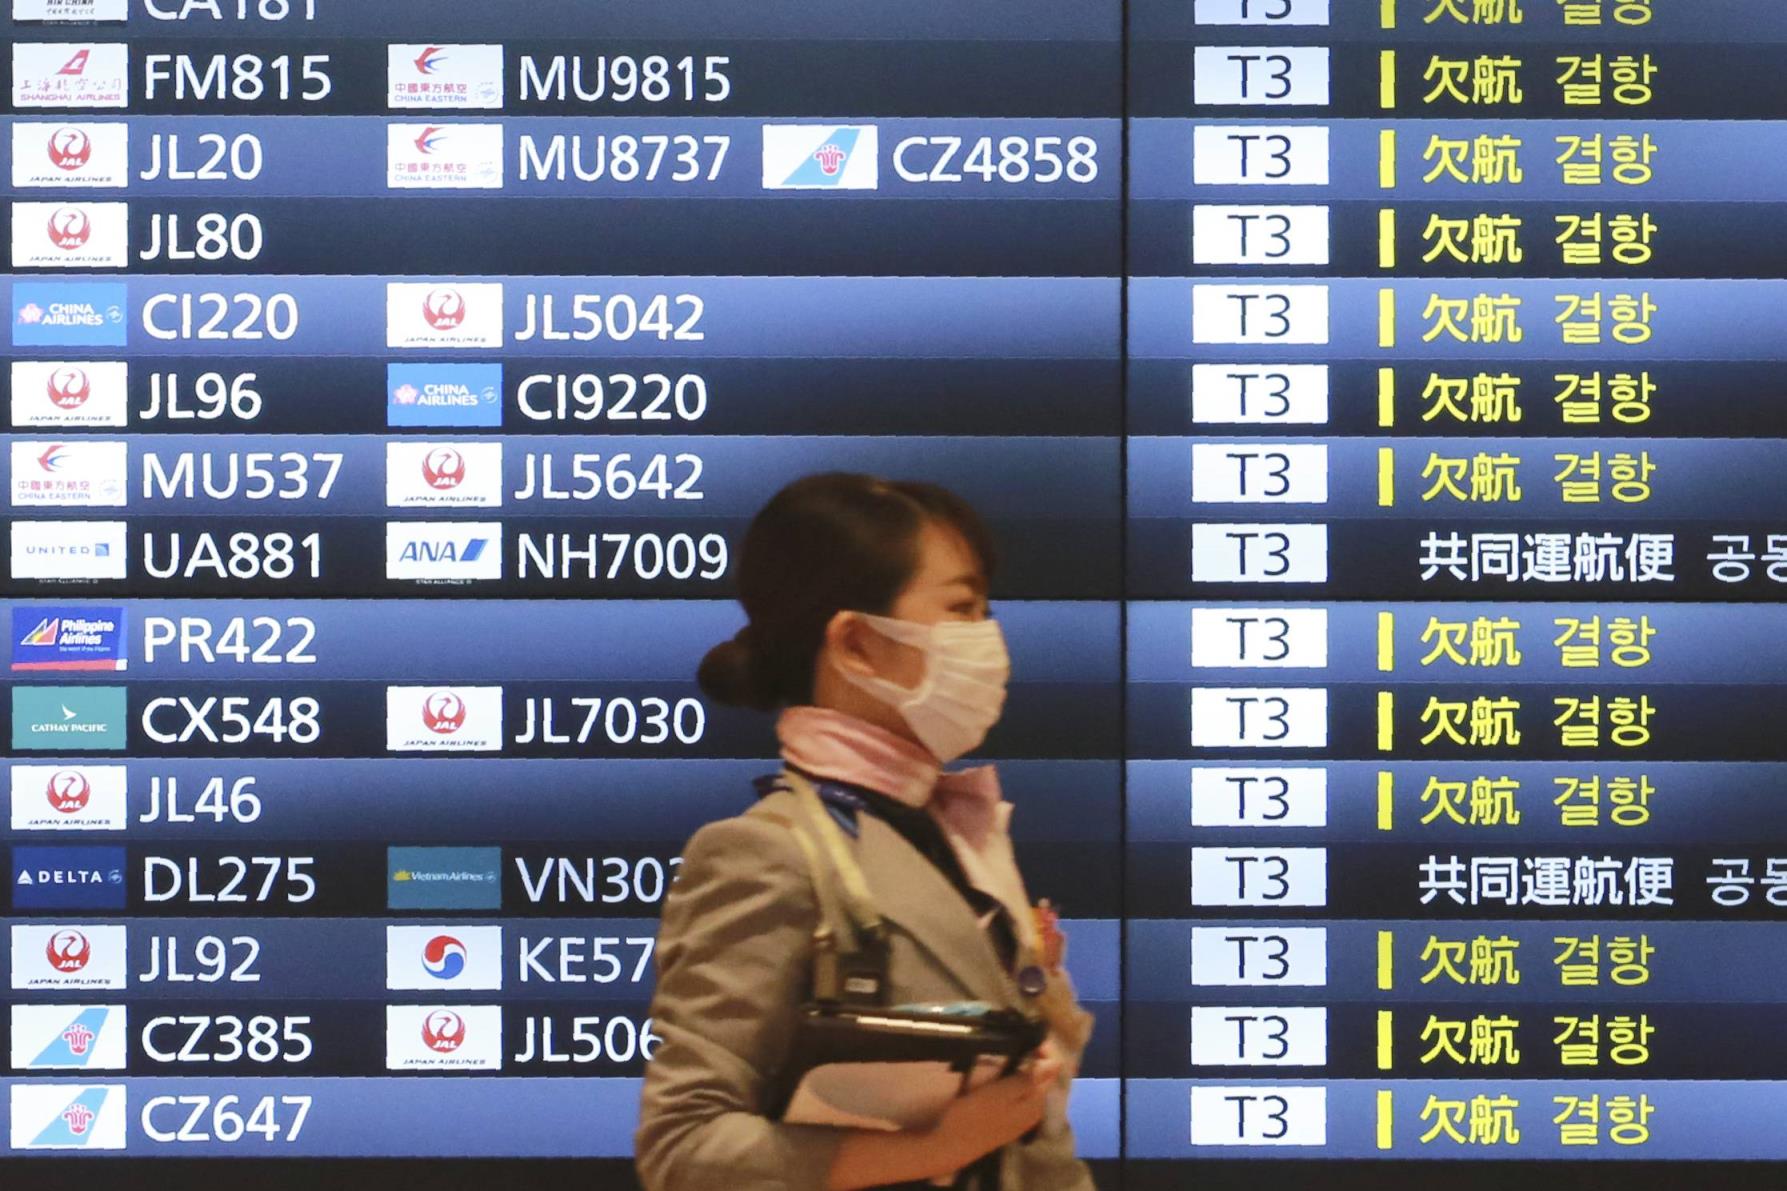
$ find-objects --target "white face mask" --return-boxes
[834,612,1011,763]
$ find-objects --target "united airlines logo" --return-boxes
[761,125,880,190]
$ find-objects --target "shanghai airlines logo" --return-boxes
[47,769,92,814]
[422,934,467,980]
[422,288,465,330]
[49,367,92,409]
[423,1009,465,1053]
[422,447,466,490]
[421,691,466,734]
[414,46,447,75]
[47,929,91,972]
[49,129,92,172]
[59,50,92,77]
[47,208,92,251]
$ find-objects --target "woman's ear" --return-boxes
[822,610,875,678]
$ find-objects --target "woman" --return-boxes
[635,472,1096,1191]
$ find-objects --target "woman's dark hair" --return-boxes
[698,472,996,711]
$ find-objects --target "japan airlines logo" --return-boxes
[386,1005,501,1069]
[386,441,503,507]
[11,361,128,427]
[423,1009,465,1051]
[48,770,90,812]
[762,125,880,190]
[424,288,466,329]
[387,282,503,349]
[11,924,126,989]
[11,123,128,188]
[11,1005,128,1071]
[388,43,503,109]
[10,1085,127,1150]
[12,765,127,831]
[48,928,89,972]
[13,201,128,269]
[386,686,502,752]
[12,43,129,108]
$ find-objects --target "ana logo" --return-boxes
[422,691,466,734]
[422,446,466,490]
[414,45,447,74]
[46,770,90,813]
[413,125,446,155]
[49,127,90,170]
[423,288,465,330]
[423,1009,465,1053]
[47,929,90,973]
[59,49,90,76]
[49,366,90,408]
[46,206,90,249]
[422,935,467,980]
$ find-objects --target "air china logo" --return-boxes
[10,1005,128,1071]
[761,125,880,190]
[385,441,503,507]
[386,686,502,752]
[8,1085,127,1150]
[11,924,126,989]
[14,0,130,20]
[385,925,503,990]
[12,201,128,269]
[11,124,129,189]
[10,362,128,428]
[12,43,129,109]
[386,282,503,349]
[385,1005,501,1070]
[10,440,128,507]
[387,122,504,190]
[385,522,503,582]
[387,43,504,110]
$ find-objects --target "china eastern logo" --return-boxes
[12,605,127,671]
[387,43,503,110]
[761,125,879,190]
[386,123,504,190]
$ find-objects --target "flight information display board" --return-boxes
[1,0,1779,1186]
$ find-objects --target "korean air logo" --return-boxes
[46,928,90,973]
[48,127,89,169]
[422,690,467,735]
[422,934,467,980]
[414,45,448,74]
[423,1009,466,1053]
[761,125,880,190]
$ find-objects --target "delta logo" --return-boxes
[10,764,129,831]
[387,363,502,427]
[12,201,129,269]
[10,440,129,507]
[11,43,130,109]
[10,1005,128,1071]
[12,845,128,910]
[10,924,127,990]
[385,686,503,752]
[387,122,504,190]
[387,43,504,110]
[385,1005,502,1070]
[385,440,503,507]
[761,125,880,190]
[12,605,127,671]
[9,1084,127,1150]
[385,925,503,990]
[386,281,504,349]
[10,361,129,428]
[385,521,503,582]
[12,282,129,346]
[11,123,129,188]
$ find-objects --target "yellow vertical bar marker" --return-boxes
[1376,691,1394,750]
[1376,771,1395,830]
[1378,288,1396,348]
[1376,929,1394,990]
[1377,613,1395,671]
[1377,367,1395,427]
[1379,129,1397,189]
[1377,447,1395,507]
[1376,1010,1394,1070]
[1380,50,1397,110]
[1381,0,1397,30]
[1378,208,1397,269]
[1376,1090,1395,1150]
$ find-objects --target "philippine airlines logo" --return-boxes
[387,122,504,190]
[10,362,128,428]
[386,441,503,507]
[9,1085,127,1150]
[761,125,880,190]
[11,440,128,506]
[387,282,503,349]
[385,1005,501,1070]
[385,925,503,990]
[387,43,504,109]
[386,686,502,752]
[11,1005,128,1071]
[11,123,128,188]
[10,924,126,989]
[11,605,128,670]
[11,765,128,831]
[12,201,129,269]
[12,43,130,109]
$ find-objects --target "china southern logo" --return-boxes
[9,1084,126,1150]
[761,125,879,190]
[11,1005,127,1070]
[12,606,127,671]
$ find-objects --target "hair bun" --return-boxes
[696,630,774,710]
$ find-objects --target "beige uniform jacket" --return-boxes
[635,785,1097,1191]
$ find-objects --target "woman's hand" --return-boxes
[923,1044,1064,1173]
